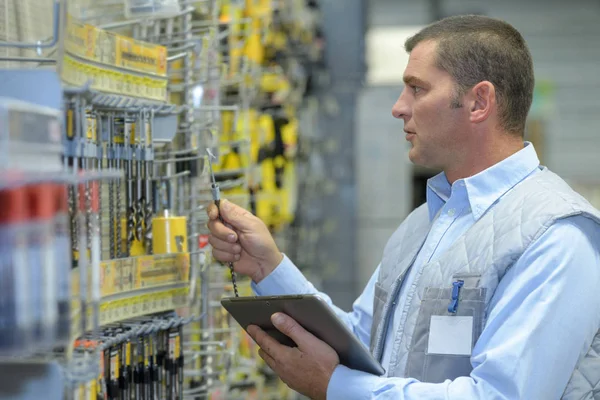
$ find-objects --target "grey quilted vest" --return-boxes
[369,168,600,399]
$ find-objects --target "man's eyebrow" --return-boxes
[403,75,427,87]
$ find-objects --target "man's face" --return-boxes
[392,40,470,170]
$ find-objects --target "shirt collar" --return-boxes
[426,171,452,220]
[426,142,541,221]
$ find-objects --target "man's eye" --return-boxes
[412,86,422,94]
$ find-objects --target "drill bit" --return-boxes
[85,159,92,248]
[144,160,153,254]
[126,158,135,257]
[144,111,154,254]
[108,153,115,259]
[133,115,144,244]
[69,184,78,259]
[207,149,239,297]
[97,159,103,260]
[136,158,144,244]
[116,159,123,258]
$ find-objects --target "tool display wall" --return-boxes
[0,0,325,399]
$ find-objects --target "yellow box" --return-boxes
[152,216,188,254]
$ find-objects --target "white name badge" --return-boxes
[427,315,473,356]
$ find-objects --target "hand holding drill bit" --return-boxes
[206,149,239,297]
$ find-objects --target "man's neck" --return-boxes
[444,136,524,184]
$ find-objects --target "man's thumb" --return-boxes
[220,199,254,230]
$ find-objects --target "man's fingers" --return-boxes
[271,313,310,348]
[207,203,219,220]
[212,248,240,263]
[220,200,256,231]
[258,348,278,371]
[247,325,285,360]
[207,219,238,243]
[208,235,242,254]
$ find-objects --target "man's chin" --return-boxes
[408,147,420,165]
[408,149,438,171]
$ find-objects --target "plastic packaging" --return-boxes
[0,187,32,355]
[89,181,101,334]
[77,183,89,336]
[54,184,72,344]
[27,183,58,348]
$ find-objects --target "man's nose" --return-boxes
[392,89,411,120]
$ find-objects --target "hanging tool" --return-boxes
[125,114,136,257]
[152,331,160,400]
[157,330,166,399]
[75,100,89,337]
[114,115,124,258]
[177,324,184,400]
[119,334,130,400]
[206,149,239,297]
[143,109,154,254]
[108,341,120,400]
[144,332,153,400]
[107,113,116,260]
[134,336,143,400]
[135,111,145,246]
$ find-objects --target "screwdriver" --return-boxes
[206,149,239,297]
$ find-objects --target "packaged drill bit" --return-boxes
[108,341,120,399]
[119,332,131,400]
[54,184,72,344]
[156,330,166,398]
[168,327,181,400]
[144,333,152,400]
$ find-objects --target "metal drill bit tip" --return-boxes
[206,148,217,186]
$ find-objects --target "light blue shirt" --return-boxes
[253,143,600,399]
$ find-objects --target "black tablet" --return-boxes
[221,294,385,376]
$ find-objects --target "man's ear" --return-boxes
[469,81,495,124]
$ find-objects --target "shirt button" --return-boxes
[447,208,456,217]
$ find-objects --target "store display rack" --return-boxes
[0,0,326,399]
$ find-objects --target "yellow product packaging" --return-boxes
[152,216,188,254]
[100,260,116,296]
[120,258,135,291]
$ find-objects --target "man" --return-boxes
[207,15,600,399]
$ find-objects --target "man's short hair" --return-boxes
[405,15,534,135]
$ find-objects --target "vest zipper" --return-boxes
[373,269,409,361]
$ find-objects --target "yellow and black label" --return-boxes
[113,117,125,144]
[86,111,97,141]
[144,119,152,146]
[125,115,137,145]
[125,342,131,366]
[66,108,75,139]
[144,337,150,367]
[110,348,120,380]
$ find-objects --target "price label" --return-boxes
[110,301,119,321]
[176,289,185,306]
[122,300,131,317]
[142,295,150,313]
[103,303,112,322]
